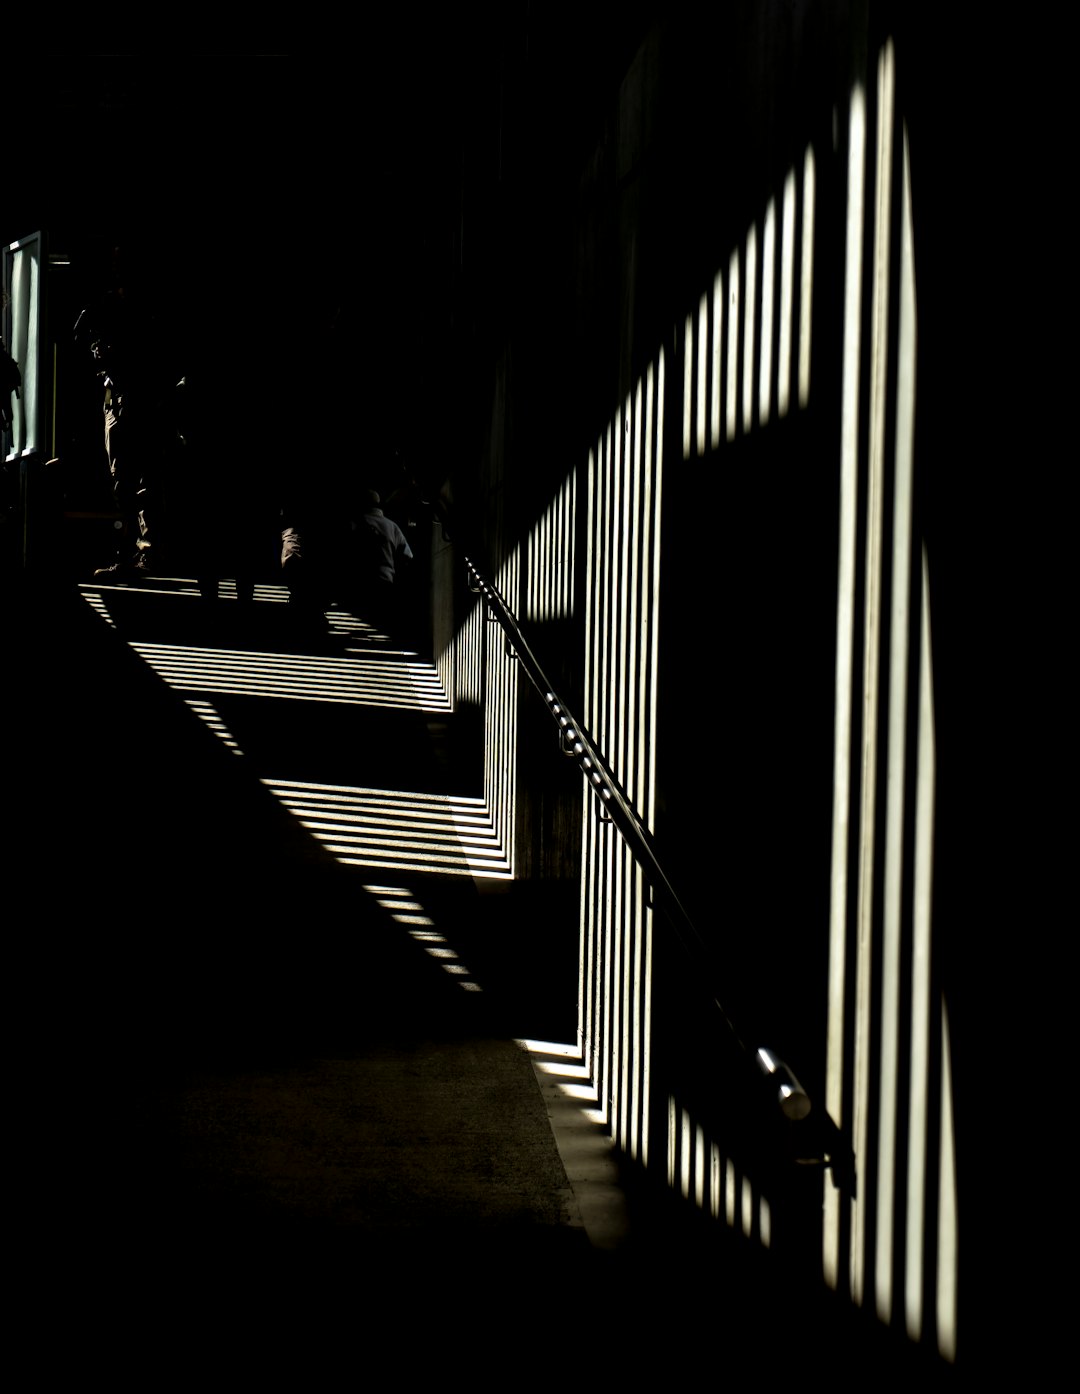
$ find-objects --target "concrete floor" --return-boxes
[12,571,647,1353]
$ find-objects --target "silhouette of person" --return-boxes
[280,484,413,638]
[352,488,413,633]
[74,246,181,578]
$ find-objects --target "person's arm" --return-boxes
[397,526,414,564]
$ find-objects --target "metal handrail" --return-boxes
[463,555,846,1168]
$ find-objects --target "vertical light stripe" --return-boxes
[539,508,547,618]
[618,397,632,789]
[487,543,521,869]
[549,493,556,616]
[824,82,867,1292]
[614,419,625,786]
[642,356,660,1167]
[683,315,694,459]
[615,398,632,1148]
[697,294,708,454]
[851,46,894,1309]
[557,478,564,615]
[604,421,616,773]
[725,1159,736,1227]
[668,1095,677,1189]
[554,482,562,613]
[527,522,535,618]
[759,197,776,426]
[726,250,740,440]
[641,897,653,1169]
[473,601,481,702]
[554,481,563,615]
[876,93,914,1325]
[742,224,757,433]
[551,487,560,617]
[627,387,644,1154]
[779,168,796,417]
[695,1124,706,1209]
[543,494,551,618]
[565,472,571,611]
[711,1143,721,1219]
[628,382,643,807]
[550,495,557,619]
[905,547,936,1340]
[800,145,817,408]
[634,379,649,811]
[582,814,599,1070]
[553,480,561,616]
[612,836,625,1146]
[937,1001,958,1362]
[569,469,577,609]
[622,866,633,1152]
[565,473,573,612]
[630,868,644,1159]
[542,498,549,615]
[547,496,554,616]
[589,829,599,1075]
[600,821,614,1126]
[681,1108,692,1200]
[509,570,518,856]
[648,351,665,830]
[547,487,554,619]
[601,425,614,753]
[578,797,591,1062]
[621,858,631,1151]
[582,443,600,1080]
[760,1194,772,1249]
[585,447,597,731]
[452,609,458,705]
[741,1175,754,1238]
[711,269,723,446]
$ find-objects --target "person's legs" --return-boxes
[98,395,155,574]
[281,527,330,634]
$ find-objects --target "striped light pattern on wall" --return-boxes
[482,548,522,877]
[822,43,957,1362]
[665,1096,773,1247]
[579,353,665,1165]
[432,538,519,883]
[437,591,485,711]
[525,469,577,621]
[682,145,816,458]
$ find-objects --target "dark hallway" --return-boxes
[9,569,957,1380]
[6,13,1047,1379]
[11,570,597,1342]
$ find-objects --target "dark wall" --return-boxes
[436,3,867,1068]
[435,7,1041,1367]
